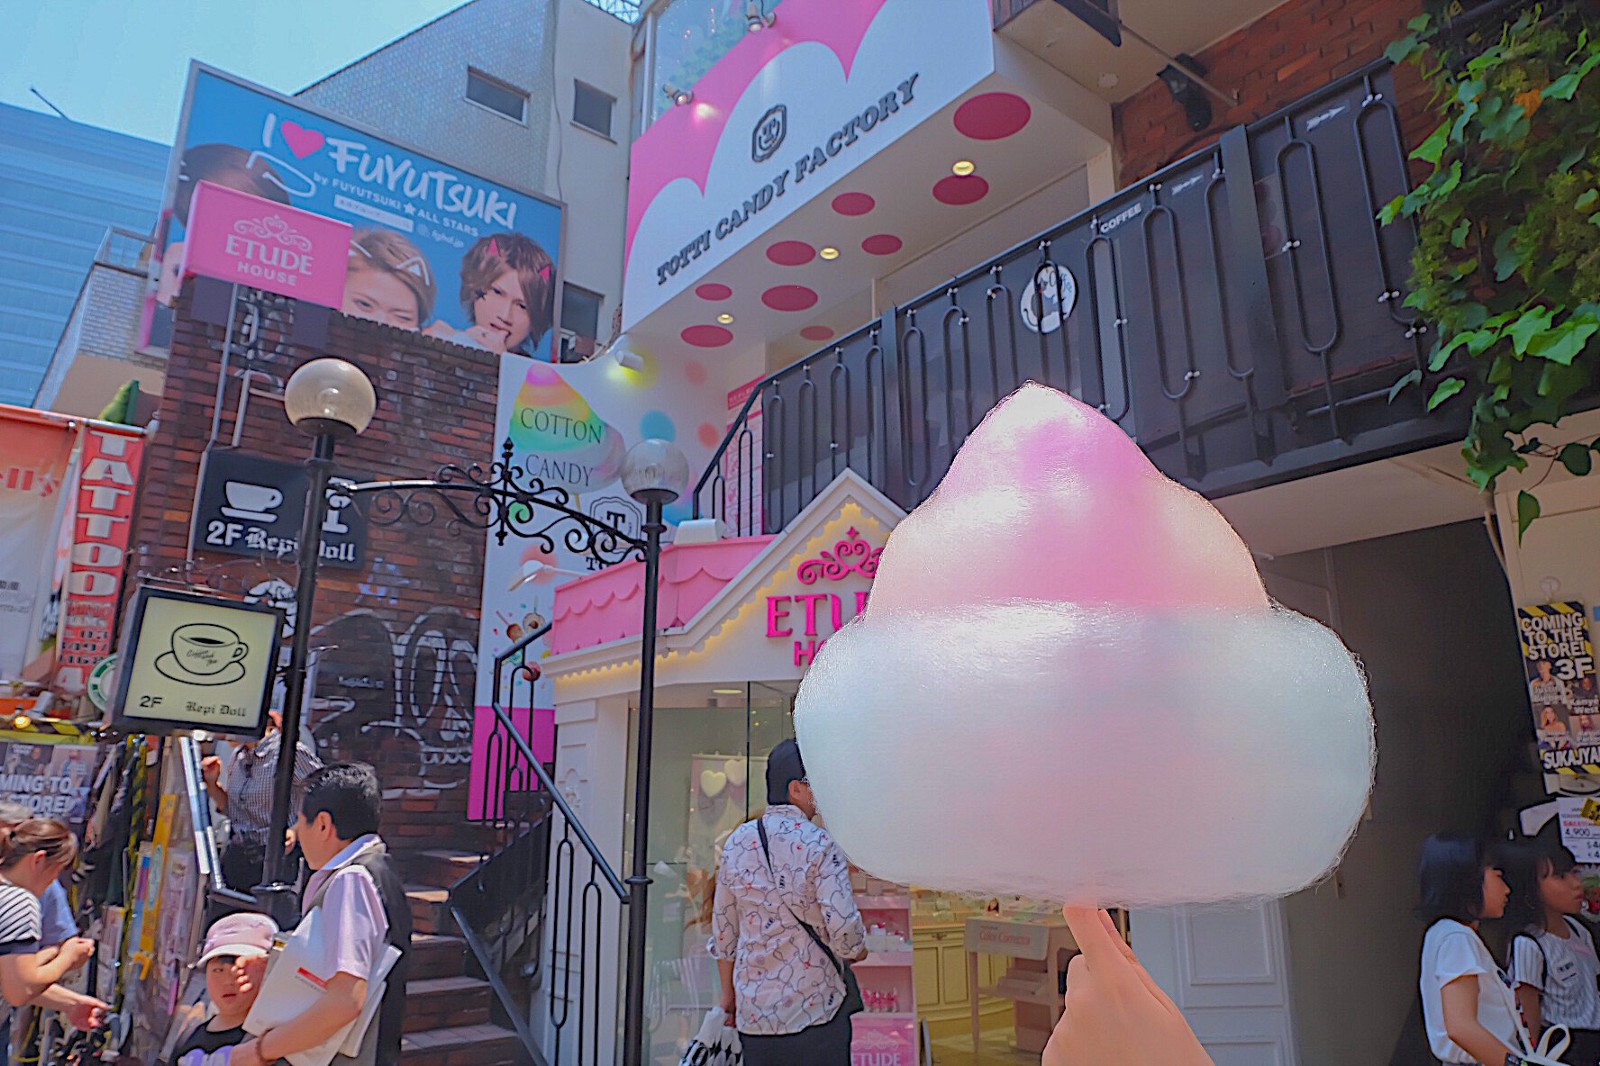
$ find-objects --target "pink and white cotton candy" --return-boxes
[794,384,1374,906]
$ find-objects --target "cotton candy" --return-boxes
[794,384,1374,906]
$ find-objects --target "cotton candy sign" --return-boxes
[794,384,1374,906]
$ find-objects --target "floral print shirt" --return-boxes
[709,805,867,1035]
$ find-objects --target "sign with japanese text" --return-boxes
[56,426,144,696]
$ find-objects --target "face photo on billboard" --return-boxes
[150,64,564,359]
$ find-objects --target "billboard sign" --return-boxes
[182,182,352,306]
[112,587,284,739]
[150,63,564,360]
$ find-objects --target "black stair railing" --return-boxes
[692,62,1463,537]
[451,622,629,1066]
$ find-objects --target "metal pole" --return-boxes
[621,496,665,1066]
[254,431,335,926]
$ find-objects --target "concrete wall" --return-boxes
[1259,522,1528,1066]
[297,0,560,196]
[543,0,635,345]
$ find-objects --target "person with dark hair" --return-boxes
[0,819,107,1050]
[230,764,410,1066]
[426,233,555,355]
[1417,833,1527,1065]
[202,711,322,894]
[711,739,866,1066]
[1505,840,1600,1063]
[157,143,295,306]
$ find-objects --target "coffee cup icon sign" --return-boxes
[222,481,283,522]
[155,623,250,686]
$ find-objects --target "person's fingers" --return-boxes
[1063,905,1125,965]
[1097,910,1139,965]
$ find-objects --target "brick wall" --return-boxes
[129,284,501,846]
[1113,0,1435,186]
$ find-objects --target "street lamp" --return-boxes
[256,358,376,924]
[618,439,689,1066]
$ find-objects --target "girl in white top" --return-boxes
[1417,834,1528,1065]
[1505,841,1600,1064]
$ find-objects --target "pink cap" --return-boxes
[197,912,278,965]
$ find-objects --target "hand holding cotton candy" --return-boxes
[794,384,1374,906]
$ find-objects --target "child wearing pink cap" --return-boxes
[168,913,278,1066]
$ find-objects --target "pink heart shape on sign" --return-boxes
[281,121,325,159]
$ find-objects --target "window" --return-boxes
[559,285,604,363]
[572,82,614,138]
[466,69,528,123]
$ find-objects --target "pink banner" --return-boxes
[55,427,144,696]
[182,182,351,307]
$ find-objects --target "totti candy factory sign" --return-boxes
[766,527,878,667]
[183,182,352,306]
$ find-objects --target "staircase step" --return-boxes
[405,848,483,889]
[399,1022,520,1066]
[406,885,456,936]
[403,975,493,1033]
[408,933,470,980]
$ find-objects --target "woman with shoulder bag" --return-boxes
[1418,834,1534,1066]
[1505,840,1600,1065]
[709,739,868,1066]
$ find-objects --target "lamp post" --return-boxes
[618,440,690,1066]
[255,357,376,925]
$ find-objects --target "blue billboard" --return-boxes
[150,64,565,360]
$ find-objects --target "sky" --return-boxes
[0,0,470,144]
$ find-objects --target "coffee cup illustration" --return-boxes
[223,481,283,521]
[155,623,250,685]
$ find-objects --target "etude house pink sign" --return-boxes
[182,182,351,307]
[766,527,880,667]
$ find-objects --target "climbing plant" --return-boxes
[1383,2,1600,534]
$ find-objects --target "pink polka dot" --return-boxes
[682,325,733,347]
[861,234,903,256]
[762,285,819,312]
[831,192,876,216]
[685,360,708,385]
[954,92,1032,140]
[934,174,990,206]
[800,326,836,341]
[698,423,723,448]
[766,241,816,267]
[695,283,732,300]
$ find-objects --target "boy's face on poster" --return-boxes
[343,267,422,330]
[473,268,532,351]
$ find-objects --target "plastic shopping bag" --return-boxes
[1520,1025,1572,1066]
[679,1007,742,1066]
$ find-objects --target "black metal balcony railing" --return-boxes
[696,63,1467,538]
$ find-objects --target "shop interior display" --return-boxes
[796,383,1377,904]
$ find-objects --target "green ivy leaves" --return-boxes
[1383,3,1600,529]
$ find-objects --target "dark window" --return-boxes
[467,69,528,123]
[572,82,614,138]
[560,285,604,362]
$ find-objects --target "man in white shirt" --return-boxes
[711,739,867,1065]
[232,764,410,1066]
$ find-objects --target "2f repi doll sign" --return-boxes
[1518,602,1600,778]
[112,587,284,739]
[766,528,879,668]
